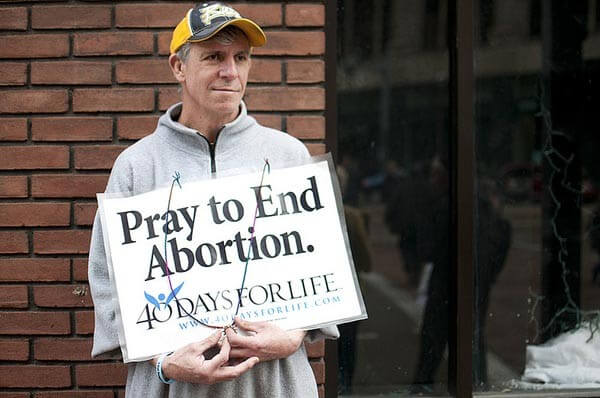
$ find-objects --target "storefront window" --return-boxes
[335,0,600,396]
[336,0,450,395]
[474,0,600,394]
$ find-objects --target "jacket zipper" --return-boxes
[196,131,221,173]
[208,141,216,173]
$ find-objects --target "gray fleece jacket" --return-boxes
[88,102,338,397]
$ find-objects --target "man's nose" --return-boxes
[219,56,238,79]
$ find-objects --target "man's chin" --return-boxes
[211,103,241,121]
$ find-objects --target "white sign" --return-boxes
[98,156,367,362]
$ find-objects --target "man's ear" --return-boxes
[169,53,186,83]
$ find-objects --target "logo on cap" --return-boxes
[200,3,241,25]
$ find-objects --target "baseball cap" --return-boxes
[170,2,267,54]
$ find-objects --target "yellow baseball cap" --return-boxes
[170,2,267,54]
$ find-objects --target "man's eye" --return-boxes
[236,54,248,62]
[205,54,219,61]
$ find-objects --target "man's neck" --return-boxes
[177,102,239,143]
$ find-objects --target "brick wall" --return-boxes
[0,1,327,396]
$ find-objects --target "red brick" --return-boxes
[0,258,70,282]
[245,87,324,111]
[35,392,114,398]
[232,3,282,27]
[305,340,325,358]
[0,231,28,254]
[116,59,174,84]
[0,203,70,227]
[248,59,281,83]
[0,176,28,198]
[310,359,325,384]
[31,61,111,85]
[0,7,27,30]
[157,31,171,56]
[35,337,93,361]
[73,89,154,113]
[74,145,127,170]
[76,363,127,387]
[32,117,113,142]
[34,230,92,254]
[34,285,92,308]
[306,143,326,156]
[253,32,324,56]
[2,179,28,202]
[287,115,325,139]
[0,311,70,335]
[251,114,282,130]
[32,5,111,29]
[0,145,69,170]
[0,118,27,141]
[0,90,68,114]
[75,202,97,226]
[32,174,108,198]
[285,4,325,26]
[0,62,27,86]
[117,115,159,140]
[287,60,325,83]
[121,3,281,28]
[0,365,70,388]
[75,311,94,335]
[0,393,29,398]
[0,285,28,308]
[158,87,180,111]
[0,34,69,59]
[72,258,89,281]
[115,3,193,28]
[74,32,153,56]
[0,339,29,361]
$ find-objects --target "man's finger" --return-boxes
[190,330,222,355]
[228,347,257,359]
[233,316,262,332]
[225,326,255,348]
[214,356,260,381]
[205,333,231,370]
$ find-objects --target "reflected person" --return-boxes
[386,158,511,390]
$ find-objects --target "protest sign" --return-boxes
[98,155,367,362]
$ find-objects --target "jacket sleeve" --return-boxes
[306,325,340,342]
[88,155,134,358]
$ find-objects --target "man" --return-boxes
[88,2,337,397]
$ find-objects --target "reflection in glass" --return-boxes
[474,0,600,393]
[336,0,449,395]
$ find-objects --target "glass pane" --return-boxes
[474,0,600,393]
[337,0,450,395]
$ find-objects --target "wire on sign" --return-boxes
[162,161,271,332]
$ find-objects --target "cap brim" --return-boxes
[188,18,266,47]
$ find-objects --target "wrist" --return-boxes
[156,352,174,384]
[290,330,306,351]
[294,330,307,343]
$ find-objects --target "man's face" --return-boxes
[176,34,251,122]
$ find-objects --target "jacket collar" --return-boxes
[155,101,254,153]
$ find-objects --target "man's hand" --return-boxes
[226,317,306,362]
[157,331,259,385]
